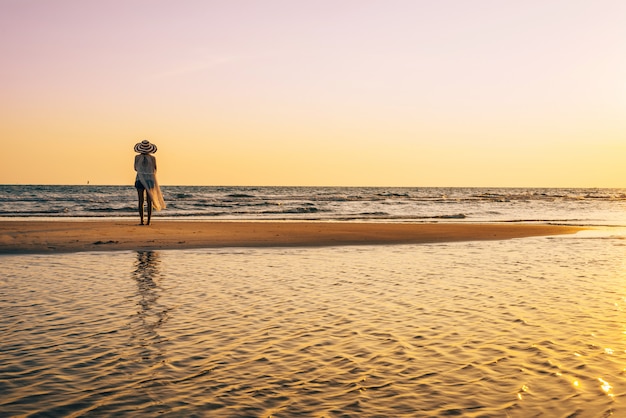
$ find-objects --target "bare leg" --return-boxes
[146,194,153,225]
[137,189,145,225]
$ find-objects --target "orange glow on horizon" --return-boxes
[1,1,625,187]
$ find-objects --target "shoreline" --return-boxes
[0,220,585,254]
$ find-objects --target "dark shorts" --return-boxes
[135,179,154,191]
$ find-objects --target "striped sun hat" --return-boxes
[134,140,157,154]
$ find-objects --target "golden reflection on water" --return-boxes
[132,251,167,329]
[598,378,614,398]
[3,233,626,416]
[133,251,161,308]
[130,251,170,365]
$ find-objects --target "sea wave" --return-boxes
[0,186,625,225]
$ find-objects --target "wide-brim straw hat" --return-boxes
[134,140,157,154]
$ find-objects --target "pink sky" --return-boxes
[1,0,625,186]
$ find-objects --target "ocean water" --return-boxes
[2,186,626,416]
[2,231,626,417]
[1,185,626,225]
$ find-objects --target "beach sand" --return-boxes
[0,220,584,254]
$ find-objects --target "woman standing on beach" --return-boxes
[134,140,166,225]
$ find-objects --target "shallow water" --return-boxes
[2,232,626,417]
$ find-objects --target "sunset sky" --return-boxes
[1,0,625,187]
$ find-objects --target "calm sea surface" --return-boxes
[2,231,626,417]
[2,185,626,416]
[1,185,626,225]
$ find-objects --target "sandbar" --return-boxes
[0,220,584,254]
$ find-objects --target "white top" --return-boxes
[135,154,157,174]
[134,153,166,210]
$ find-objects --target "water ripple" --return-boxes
[2,236,626,416]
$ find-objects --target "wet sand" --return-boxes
[0,220,584,254]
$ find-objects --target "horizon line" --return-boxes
[0,184,621,189]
